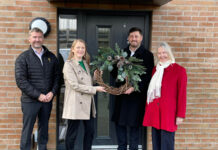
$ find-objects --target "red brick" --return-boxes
[41,7,57,12]
[152,21,167,26]
[192,17,207,21]
[198,32,213,37]
[7,6,23,11]
[0,12,14,17]
[206,38,218,42]
[208,7,218,11]
[161,16,176,21]
[197,43,213,48]
[168,11,183,16]
[177,16,191,21]
[8,124,22,129]
[15,12,32,17]
[200,11,215,16]
[192,6,208,11]
[0,145,7,149]
[8,114,22,118]
[183,32,197,37]
[192,27,206,32]
[152,15,161,20]
[190,37,205,42]
[152,31,166,36]
[0,6,7,10]
[8,135,20,139]
[169,5,192,11]
[208,17,218,21]
[153,10,167,15]
[174,48,189,52]
[7,50,23,55]
[23,6,41,11]
[16,1,32,6]
[0,92,7,97]
[184,11,199,16]
[8,145,20,149]
[0,55,14,60]
[167,32,183,36]
[7,28,25,33]
[183,22,198,26]
[30,1,50,7]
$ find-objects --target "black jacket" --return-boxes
[15,46,60,102]
[111,45,154,127]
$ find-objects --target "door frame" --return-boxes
[57,8,152,150]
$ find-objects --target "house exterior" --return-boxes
[0,0,217,149]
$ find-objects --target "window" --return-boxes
[59,15,77,61]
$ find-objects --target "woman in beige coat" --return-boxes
[62,39,105,150]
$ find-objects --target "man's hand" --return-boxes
[45,92,54,102]
[38,94,47,102]
[124,87,134,95]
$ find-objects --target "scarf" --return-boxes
[147,60,172,104]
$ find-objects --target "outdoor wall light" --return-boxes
[29,17,51,37]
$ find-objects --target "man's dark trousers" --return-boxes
[115,123,140,150]
[20,101,52,150]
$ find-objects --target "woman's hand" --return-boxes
[176,117,184,125]
[96,86,106,92]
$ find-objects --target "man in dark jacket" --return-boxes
[15,27,60,150]
[111,27,154,150]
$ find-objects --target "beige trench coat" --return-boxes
[62,59,97,120]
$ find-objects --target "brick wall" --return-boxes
[149,0,218,149]
[0,0,217,150]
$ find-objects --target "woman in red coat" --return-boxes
[143,42,187,150]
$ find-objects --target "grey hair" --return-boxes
[159,42,175,63]
[29,27,44,36]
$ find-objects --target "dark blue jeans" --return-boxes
[152,127,175,150]
[115,123,139,150]
[20,101,52,150]
[65,118,94,150]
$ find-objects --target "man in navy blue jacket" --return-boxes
[15,27,60,150]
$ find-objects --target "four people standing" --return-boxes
[15,27,187,150]
[143,42,187,150]
[15,27,60,150]
[111,27,154,150]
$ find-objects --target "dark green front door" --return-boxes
[86,14,146,147]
